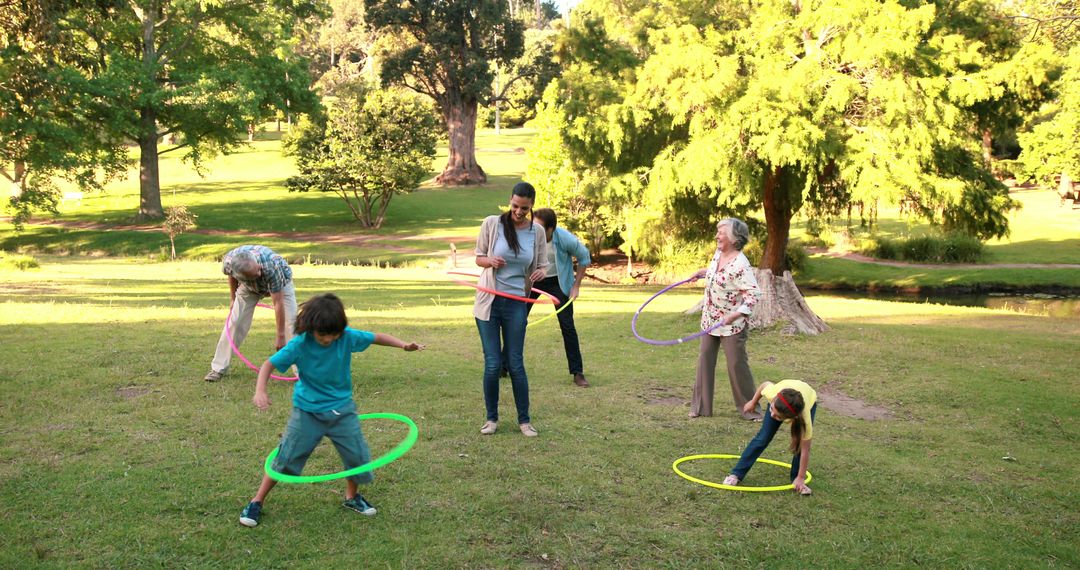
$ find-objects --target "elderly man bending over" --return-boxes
[204,245,297,382]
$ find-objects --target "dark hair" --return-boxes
[532,207,557,231]
[294,293,348,335]
[499,182,536,254]
[774,388,806,452]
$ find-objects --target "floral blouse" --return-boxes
[700,249,762,337]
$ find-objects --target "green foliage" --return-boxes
[866,234,985,263]
[1018,47,1080,187]
[742,240,809,272]
[0,0,129,228]
[530,0,1050,272]
[366,0,529,183]
[286,86,440,228]
[0,251,38,270]
[11,0,325,219]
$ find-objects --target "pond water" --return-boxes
[807,290,1080,318]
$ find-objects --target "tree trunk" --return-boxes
[437,97,486,185]
[135,2,163,220]
[982,128,992,168]
[8,161,26,199]
[137,106,164,220]
[749,270,828,334]
[761,166,791,275]
[755,165,829,334]
[169,235,177,259]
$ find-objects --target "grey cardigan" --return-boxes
[472,214,549,321]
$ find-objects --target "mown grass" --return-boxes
[0,259,1076,567]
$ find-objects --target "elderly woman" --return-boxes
[689,218,763,420]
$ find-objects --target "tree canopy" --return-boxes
[532,0,1056,274]
[365,0,526,185]
[4,0,324,221]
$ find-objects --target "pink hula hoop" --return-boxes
[225,301,298,382]
[447,271,561,305]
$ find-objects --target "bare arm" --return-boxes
[373,333,425,352]
[793,439,813,493]
[742,381,772,414]
[270,290,287,349]
[253,360,275,410]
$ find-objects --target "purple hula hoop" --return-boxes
[631,278,727,346]
[225,302,298,381]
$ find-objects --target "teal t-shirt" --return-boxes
[269,327,376,412]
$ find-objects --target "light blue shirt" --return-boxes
[492,226,536,296]
[549,227,591,296]
[269,328,376,412]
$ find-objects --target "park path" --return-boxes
[10,217,1080,270]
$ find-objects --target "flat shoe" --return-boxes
[519,423,538,437]
[479,421,497,435]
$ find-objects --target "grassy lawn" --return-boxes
[0,259,1076,567]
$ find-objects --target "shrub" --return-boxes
[863,234,983,263]
[742,240,808,272]
[0,251,40,270]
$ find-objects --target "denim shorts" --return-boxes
[271,401,374,484]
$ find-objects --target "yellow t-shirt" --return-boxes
[761,380,817,440]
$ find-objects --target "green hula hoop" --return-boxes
[264,412,418,484]
[672,453,813,492]
[527,294,575,328]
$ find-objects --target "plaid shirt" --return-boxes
[222,245,292,295]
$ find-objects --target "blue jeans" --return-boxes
[476,296,530,424]
[731,403,818,481]
[526,276,584,375]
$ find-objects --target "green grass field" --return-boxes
[0,259,1077,567]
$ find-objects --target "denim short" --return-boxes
[271,401,374,484]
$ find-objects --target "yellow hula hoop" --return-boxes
[672,453,813,492]
[527,293,575,328]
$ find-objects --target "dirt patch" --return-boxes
[116,385,152,399]
[817,387,892,421]
[642,386,689,406]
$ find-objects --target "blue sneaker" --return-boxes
[342,494,377,516]
[239,501,262,527]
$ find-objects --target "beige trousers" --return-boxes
[690,328,757,417]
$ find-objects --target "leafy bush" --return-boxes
[864,234,983,263]
[0,251,40,270]
[742,240,808,272]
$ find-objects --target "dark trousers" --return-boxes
[526,276,584,375]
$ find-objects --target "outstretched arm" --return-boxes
[374,333,425,352]
[742,381,772,414]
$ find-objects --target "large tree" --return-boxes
[532,0,1053,333]
[50,0,322,220]
[1,0,128,227]
[364,0,526,185]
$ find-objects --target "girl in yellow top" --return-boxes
[722,380,817,495]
